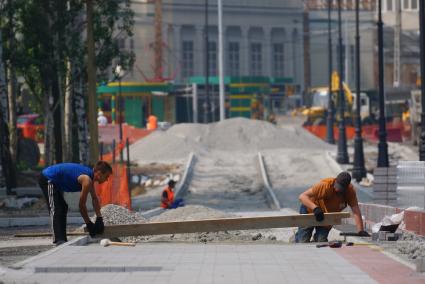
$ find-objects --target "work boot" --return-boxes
[55,240,67,246]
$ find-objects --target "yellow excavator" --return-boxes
[302,72,368,125]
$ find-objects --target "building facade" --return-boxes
[126,0,304,88]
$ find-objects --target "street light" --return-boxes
[419,0,425,161]
[204,0,210,124]
[352,0,366,181]
[377,0,389,167]
[336,0,349,164]
[114,64,125,163]
[326,0,335,144]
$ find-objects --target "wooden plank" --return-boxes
[100,212,350,238]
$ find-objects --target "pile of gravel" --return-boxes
[130,117,331,163]
[395,232,425,260]
[100,204,146,225]
[150,205,232,222]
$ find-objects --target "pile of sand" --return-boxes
[130,117,331,163]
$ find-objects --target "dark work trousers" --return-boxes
[295,204,331,243]
[38,174,68,243]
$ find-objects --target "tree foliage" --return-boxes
[0,0,135,113]
[0,0,135,164]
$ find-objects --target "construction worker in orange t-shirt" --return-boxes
[295,171,369,243]
[161,180,184,209]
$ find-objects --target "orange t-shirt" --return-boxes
[307,178,358,213]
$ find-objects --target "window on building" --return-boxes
[273,43,284,78]
[250,43,262,76]
[386,0,393,11]
[411,0,418,10]
[403,0,409,9]
[182,41,194,79]
[208,41,217,76]
[228,42,240,76]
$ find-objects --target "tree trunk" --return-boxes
[43,87,55,166]
[7,67,17,166]
[86,0,99,164]
[63,59,73,162]
[74,76,89,164]
[0,34,14,193]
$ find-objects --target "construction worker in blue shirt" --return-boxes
[38,161,112,245]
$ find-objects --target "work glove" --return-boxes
[358,230,370,237]
[85,221,96,237]
[94,216,105,234]
[313,207,324,222]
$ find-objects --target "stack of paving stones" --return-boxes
[373,167,397,206]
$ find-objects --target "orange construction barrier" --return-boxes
[95,164,131,210]
[304,122,407,143]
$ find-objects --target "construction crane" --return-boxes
[138,0,175,82]
[153,0,163,81]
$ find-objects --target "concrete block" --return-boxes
[372,199,398,206]
[387,176,398,183]
[373,176,388,184]
[388,167,398,176]
[378,231,388,240]
[416,257,425,273]
[373,192,398,199]
[405,210,425,236]
[373,184,390,192]
[374,167,388,176]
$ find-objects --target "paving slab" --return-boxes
[3,241,423,284]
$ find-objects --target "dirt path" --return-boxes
[184,151,269,211]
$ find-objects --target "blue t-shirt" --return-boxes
[42,163,94,192]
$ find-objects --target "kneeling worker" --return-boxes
[295,171,369,243]
[38,161,112,245]
[161,180,184,209]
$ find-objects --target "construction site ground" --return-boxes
[1,115,425,283]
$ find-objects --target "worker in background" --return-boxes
[161,179,184,209]
[147,114,158,130]
[38,161,112,245]
[295,171,369,243]
[98,110,108,126]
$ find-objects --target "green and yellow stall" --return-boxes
[97,82,174,128]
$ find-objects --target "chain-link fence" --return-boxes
[397,161,425,209]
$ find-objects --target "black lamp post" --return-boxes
[114,65,124,163]
[204,0,210,123]
[377,0,389,167]
[326,0,335,144]
[352,0,366,181]
[336,0,349,164]
[419,0,425,161]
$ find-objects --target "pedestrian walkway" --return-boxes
[3,241,424,283]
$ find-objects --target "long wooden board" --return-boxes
[100,212,350,238]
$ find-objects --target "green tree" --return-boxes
[0,0,135,166]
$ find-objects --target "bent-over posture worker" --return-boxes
[38,161,112,245]
[161,180,184,209]
[295,171,369,243]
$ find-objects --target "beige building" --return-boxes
[119,1,304,87]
